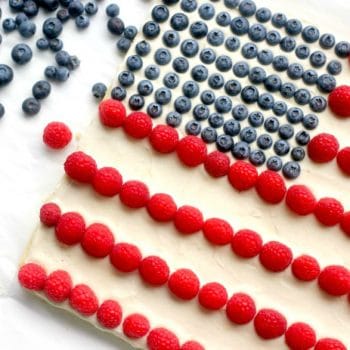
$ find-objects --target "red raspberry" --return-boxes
[204,151,230,178]
[285,322,317,350]
[254,309,287,339]
[147,327,180,350]
[64,151,97,183]
[174,205,204,234]
[198,282,228,310]
[123,313,150,339]
[55,212,85,245]
[340,211,350,236]
[69,284,99,316]
[318,265,350,296]
[181,341,204,350]
[147,193,177,222]
[110,243,142,272]
[97,300,122,329]
[44,270,72,303]
[337,147,350,175]
[18,263,47,291]
[123,112,152,139]
[314,197,344,226]
[43,121,72,149]
[99,99,126,127]
[328,85,350,118]
[139,256,170,286]
[256,170,286,204]
[225,293,256,325]
[292,255,321,282]
[202,218,233,245]
[119,180,150,208]
[92,167,123,197]
[308,133,339,163]
[259,241,293,272]
[149,125,179,153]
[286,185,317,216]
[231,229,263,258]
[168,268,200,300]
[81,223,115,258]
[176,135,207,167]
[40,202,61,226]
[228,161,258,191]
[315,338,346,350]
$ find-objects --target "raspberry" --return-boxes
[225,293,256,325]
[318,265,350,296]
[181,341,205,350]
[147,328,181,350]
[231,229,263,258]
[168,268,200,300]
[314,197,344,226]
[286,185,317,216]
[69,284,99,316]
[123,313,150,339]
[228,161,258,191]
[292,255,321,282]
[97,300,123,329]
[64,151,97,183]
[147,193,177,222]
[259,241,293,272]
[254,309,287,339]
[92,167,123,197]
[202,218,233,245]
[256,170,286,204]
[174,205,204,234]
[340,211,350,236]
[315,338,346,350]
[44,270,72,303]
[204,151,230,178]
[39,202,61,226]
[337,147,350,175]
[55,212,85,245]
[139,256,170,286]
[81,223,115,258]
[328,85,350,117]
[110,243,142,272]
[43,121,72,149]
[149,125,179,153]
[18,263,47,291]
[307,133,339,163]
[123,112,153,139]
[285,322,317,350]
[176,135,207,167]
[198,282,228,310]
[99,99,126,127]
[119,180,150,208]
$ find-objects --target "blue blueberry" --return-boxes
[208,73,225,89]
[240,126,257,143]
[22,98,40,116]
[59,0,71,8]
[232,141,251,159]
[273,101,287,116]
[129,94,144,110]
[310,51,326,67]
[55,66,70,81]
[230,16,249,36]
[280,82,296,98]
[151,5,169,22]
[335,41,350,58]
[2,18,17,32]
[280,36,296,52]
[118,70,135,86]
[216,11,231,26]
[232,104,248,120]
[327,60,342,75]
[225,36,240,51]
[302,69,318,85]
[9,0,24,11]
[170,13,189,30]
[181,0,197,12]
[182,80,199,98]
[216,134,234,152]
[155,87,172,105]
[44,66,57,80]
[106,3,119,17]
[173,57,189,73]
[199,49,216,66]
[201,127,218,143]
[241,86,259,104]
[302,25,319,43]
[271,13,287,28]
[274,139,290,156]
[225,80,241,96]
[107,17,125,35]
[0,104,4,118]
[41,0,59,11]
[248,66,266,84]
[255,7,271,22]
[92,82,107,99]
[216,55,232,72]
[291,147,305,161]
[248,23,266,42]
[68,0,84,17]
[249,150,266,166]
[207,29,225,46]
[154,48,171,65]
[49,38,64,52]
[224,119,241,136]
[75,14,89,28]
[19,20,36,37]
[208,113,224,128]
[11,43,32,65]
[302,114,319,130]
[23,0,37,16]
[193,104,209,120]
[278,124,294,139]
[0,64,13,87]
[272,55,289,71]
[186,120,201,135]
[264,117,279,132]
[166,111,182,127]
[135,41,151,56]
[163,30,180,47]
[266,30,281,45]
[257,134,273,149]
[295,130,310,146]
[309,96,327,113]
[248,111,264,127]
[85,2,98,16]
[286,63,303,80]
[258,93,274,110]
[181,39,199,57]
[224,0,239,8]
[287,107,303,124]
[241,42,258,59]
[174,96,192,113]
[124,26,138,40]
[239,0,256,17]
[163,73,179,89]
[198,3,215,20]
[16,14,28,26]
[285,19,302,35]
[36,38,50,50]
[126,55,143,71]
[294,89,311,105]
[191,65,208,82]
[111,86,126,100]
[147,102,162,118]
[117,37,132,52]
[190,21,208,38]
[137,80,153,96]
[282,161,301,179]
[317,74,336,93]
[43,17,62,38]
[319,33,335,49]
[295,45,310,59]
[264,74,281,92]
[267,156,283,171]
[257,49,273,65]
[142,21,160,38]
[233,61,250,77]
[200,90,216,105]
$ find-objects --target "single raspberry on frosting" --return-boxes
[64,151,97,183]
[259,241,293,272]
[147,327,181,350]
[204,151,230,178]
[285,322,317,350]
[174,205,204,234]
[149,125,179,153]
[44,270,72,303]
[176,135,207,167]
[337,147,350,175]
[18,263,47,291]
[119,180,150,208]
[123,313,150,339]
[110,242,142,272]
[307,133,339,163]
[286,185,317,216]
[43,121,72,149]
[69,284,99,316]
[92,167,123,197]
[254,309,287,339]
[314,197,344,226]
[228,161,258,191]
[340,211,350,236]
[40,202,61,226]
[255,170,286,204]
[99,99,126,127]
[55,212,85,245]
[139,256,170,286]
[168,268,200,300]
[328,85,350,118]
[292,255,321,282]
[97,300,122,329]
[198,282,228,310]
[181,341,205,350]
[315,338,346,350]
[147,193,177,222]
[318,265,350,296]
[231,229,263,258]
[225,293,256,325]
[123,112,153,139]
[202,218,233,245]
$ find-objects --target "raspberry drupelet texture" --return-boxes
[286,185,317,216]
[69,284,99,316]
[149,125,179,153]
[202,218,234,245]
[181,341,205,350]
[40,202,61,226]
[198,282,228,310]
[318,265,350,296]
[340,211,350,236]
[18,263,47,291]
[97,300,123,329]
[226,293,256,325]
[285,322,317,350]
[64,151,97,183]
[55,212,86,245]
[123,313,150,339]
[110,242,142,272]
[43,121,72,149]
[337,147,350,175]
[314,197,344,226]
[147,193,177,222]
[204,151,230,178]
[99,99,126,127]
[228,161,258,191]
[254,308,287,339]
[259,241,293,272]
[176,135,208,167]
[292,255,321,281]
[44,270,72,303]
[231,229,263,258]
[256,170,286,204]
[147,327,181,350]
[328,85,350,118]
[139,256,170,286]
[168,268,200,300]
[307,133,339,163]
[92,167,123,197]
[119,180,150,208]
[123,111,153,139]
[174,205,204,234]
[315,338,347,350]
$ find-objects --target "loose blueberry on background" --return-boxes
[22,97,41,116]
[224,119,241,136]
[163,73,180,89]
[142,21,159,38]
[137,80,154,96]
[216,55,233,72]
[136,41,151,56]
[208,113,224,128]
[249,66,266,84]
[225,36,240,51]
[124,26,137,40]
[68,0,84,17]
[147,102,162,118]
[232,141,251,159]
[181,0,197,12]
[257,134,273,149]
[166,111,182,127]
[294,89,311,105]
[92,82,107,99]
[302,114,319,130]
[280,82,296,99]
[3,18,17,33]
[106,3,119,17]
[240,126,257,143]
[152,5,169,22]
[85,2,98,16]
[230,16,249,36]
[182,80,199,98]
[190,21,208,39]
[239,0,257,17]
[0,64,14,87]
[191,64,208,82]
[335,41,350,58]
[282,161,301,179]
[285,19,302,35]
[327,60,342,75]
[295,45,310,59]
[43,17,62,38]
[309,96,327,113]
[0,104,4,118]
[257,49,273,65]
[49,38,64,52]
[181,39,199,57]
[224,0,239,9]
[291,147,305,161]
[248,111,264,127]
[117,37,132,52]
[75,14,90,28]
[225,79,241,96]
[264,116,279,132]
[249,149,266,166]
[9,0,24,12]
[287,63,304,80]
[32,80,51,99]
[201,127,218,143]
[274,139,290,156]
[214,134,232,152]
[163,30,180,47]
[241,42,258,59]
[200,90,216,104]
[287,107,304,124]
[15,13,28,26]
[198,3,215,20]
[319,33,335,49]
[267,156,283,171]
[155,87,172,105]
[266,30,281,45]
[302,25,320,43]
[55,50,70,66]
[302,69,318,85]
[255,7,271,23]
[208,73,225,89]
[170,12,189,30]
[280,36,296,52]
[154,48,171,65]
[118,70,135,86]
[295,130,310,146]
[19,20,36,38]
[273,101,287,116]
[174,96,191,113]
[258,93,275,110]
[264,74,282,92]
[216,11,231,26]
[193,104,209,120]
[241,86,259,104]
[310,51,326,68]
[129,94,145,110]
[232,104,248,120]
[272,55,289,71]
[55,66,70,81]
[127,55,143,71]
[278,124,294,139]
[11,43,32,65]
[207,29,225,46]
[111,86,126,100]
[44,66,58,80]
[185,120,201,135]
[317,74,336,93]
[271,13,287,28]
[248,23,267,42]
[233,61,250,77]
[172,57,189,73]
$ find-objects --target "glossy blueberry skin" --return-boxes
[19,20,36,38]
[0,64,14,87]
[280,36,296,52]
[85,2,98,16]
[264,74,282,92]
[282,161,301,179]
[136,41,151,56]
[240,127,257,143]
[257,134,273,149]
[55,66,70,81]
[302,25,320,43]
[198,3,215,20]
[267,156,283,171]
[319,33,335,49]
[208,113,224,128]
[303,114,319,130]
[155,88,172,105]
[278,124,294,140]
[280,82,296,99]
[190,21,208,39]
[124,26,138,40]
[15,13,28,26]
[154,48,171,65]
[232,104,248,120]
[225,80,241,96]
[266,30,281,45]
[108,17,125,35]
[216,11,231,26]
[92,82,107,99]
[200,90,216,104]
[295,130,310,146]
[170,13,189,30]
[142,21,160,38]
[173,57,189,73]
[287,63,304,80]
[249,149,266,166]
[302,69,318,85]
[166,111,182,127]
[224,0,239,8]
[163,30,180,48]
[117,37,132,52]
[43,17,62,38]
[68,0,84,17]
[317,74,336,93]
[241,42,258,59]
[225,36,240,52]
[111,86,126,101]
[241,86,259,104]
[258,93,274,110]
[310,51,326,68]
[201,127,218,143]
[274,139,290,156]
[163,73,180,89]
[216,55,233,72]
[207,29,225,46]
[230,16,249,36]
[199,48,216,65]
[216,134,234,152]
[55,50,70,66]
[185,120,201,135]
[232,141,251,159]
[291,147,305,161]
[36,38,50,50]
[11,43,32,65]
[129,94,145,110]
[2,18,17,32]
[75,14,89,28]
[273,101,287,116]
[137,80,153,96]
[44,66,58,80]
[239,0,256,17]
[287,107,304,124]
[152,5,169,22]
[257,49,273,65]
[309,96,327,113]
[224,119,241,136]
[335,41,350,58]
[208,73,225,89]
[147,102,162,118]
[49,38,64,52]
[327,60,342,75]
[295,45,310,59]
[118,70,135,86]
[174,96,192,113]
[248,111,264,127]
[181,0,197,12]
[233,61,250,77]
[294,89,311,105]
[255,7,271,22]
[191,65,208,82]
[285,19,302,36]
[271,13,287,28]
[106,4,119,17]
[181,39,199,57]
[248,23,266,42]
[248,66,266,84]
[272,55,289,72]
[193,104,209,121]
[22,97,41,116]
[264,117,279,132]
[126,55,143,71]
[182,80,199,98]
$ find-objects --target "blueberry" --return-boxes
[44,65,57,80]
[257,49,273,65]
[264,117,279,132]
[232,141,251,159]
[295,130,310,146]
[198,3,215,20]
[249,149,266,166]
[181,0,197,12]
[266,30,281,45]
[117,37,131,52]
[267,156,283,171]
[0,64,14,87]
[75,14,89,28]
[9,0,24,11]
[327,60,342,75]
[225,36,240,51]
[230,16,249,36]
[285,19,302,35]
[136,41,151,56]
[11,43,32,65]
[216,11,231,26]
[31,80,51,100]
[43,17,62,38]
[170,13,189,30]
[232,104,248,120]
[216,134,234,152]
[163,73,180,89]
[233,61,250,77]
[257,134,272,149]
[317,74,336,93]
[118,70,135,86]
[129,94,144,110]
[280,36,296,52]
[239,0,256,17]
[302,114,319,130]
[85,2,98,16]
[280,82,296,99]
[240,127,257,143]
[273,101,287,116]
[302,69,318,85]
[302,25,320,43]
[182,80,199,98]
[263,75,281,93]
[309,96,327,113]
[111,86,126,100]
[37,38,50,50]
[274,139,290,156]
[241,86,259,104]
[272,55,289,71]
[154,48,171,65]
[173,57,189,73]
[282,161,300,179]
[248,111,264,127]
[186,120,201,135]
[319,33,335,49]
[224,0,239,8]
[310,51,326,68]
[295,45,310,59]
[291,147,305,161]
[294,89,311,105]
[15,13,28,25]
[287,107,303,124]
[225,80,241,96]
[22,97,40,116]
[123,26,137,40]
[147,102,162,118]
[208,73,224,89]
[216,55,232,72]
[174,96,192,113]
[166,111,182,127]
[271,12,287,28]
[207,29,225,46]
[91,82,107,99]
[68,0,84,17]
[49,38,64,52]
[201,127,218,143]
[190,21,208,39]
[155,87,172,105]
[163,30,180,47]
[200,48,216,64]
[278,124,294,139]
[55,66,70,81]
[106,3,119,17]
[151,5,169,22]
[24,1,38,17]
[191,65,208,82]
[258,93,274,110]
[208,113,224,128]
[126,55,143,71]
[255,7,271,22]
[193,104,209,120]
[241,42,258,59]
[224,119,240,136]
[335,41,350,58]
[249,66,266,84]
[142,21,160,38]
[248,23,266,42]
[19,20,36,37]
[137,80,153,96]
[0,104,4,118]
[181,39,199,57]
[287,63,304,79]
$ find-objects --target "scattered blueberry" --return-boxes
[137,80,154,96]
[174,96,192,113]
[319,33,335,49]
[207,29,225,46]
[310,51,326,67]
[181,39,199,57]
[287,107,304,124]
[287,63,304,79]
[147,102,162,118]
[55,66,70,81]
[181,0,197,12]
[163,73,180,89]
[200,90,216,105]
[182,80,199,98]
[208,113,224,128]
[185,120,201,135]
[257,49,273,65]
[56,8,70,22]
[248,23,266,42]
[68,0,84,17]
[266,30,281,45]
[239,0,256,17]
[248,111,264,127]
[232,104,248,120]
[264,116,279,132]
[278,124,294,139]
[75,14,90,28]
[271,13,287,28]
[240,126,257,143]
[152,5,169,22]
[170,12,189,30]
[272,55,289,71]
[241,42,258,59]
[142,21,159,38]
[190,20,208,38]
[163,30,180,47]
[9,0,24,11]
[43,17,62,38]
[91,82,107,99]
[255,7,271,22]
[199,48,216,65]
[22,97,41,116]
[295,45,310,59]
[264,74,282,92]
[274,139,290,156]
[280,36,296,52]
[216,134,234,152]
[302,69,318,85]
[44,65,58,80]
[295,130,310,146]
[232,141,250,159]
[155,87,172,105]
[85,2,98,16]
[294,89,311,105]
[193,104,209,120]
[15,13,28,25]
[249,149,266,166]
[302,25,320,43]
[117,37,132,52]
[108,17,125,35]
[216,11,231,26]
[2,18,17,33]
[166,111,182,127]
[257,134,273,149]
[248,66,266,84]
[302,114,319,130]
[18,19,36,37]
[224,119,240,136]
[335,41,350,58]
[154,48,171,65]
[241,86,259,104]
[224,79,241,96]
[285,19,302,35]
[201,127,218,143]
[309,95,327,113]
[327,60,342,75]
[106,3,119,17]
[230,16,249,36]
[198,3,215,20]
[118,70,135,86]
[224,0,239,9]
[233,61,250,77]
[0,64,14,87]
[225,36,240,51]
[126,55,143,71]
[208,73,224,89]
[267,156,283,171]
[273,101,287,116]
[122,26,137,40]
[191,64,208,82]
[280,82,296,98]
[111,86,126,100]
[135,40,151,56]
[291,147,305,161]
[216,55,232,72]
[282,161,300,179]
[129,94,145,110]
[172,57,189,73]
[11,43,32,65]
[317,74,336,93]
[49,38,64,52]
[258,93,274,110]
